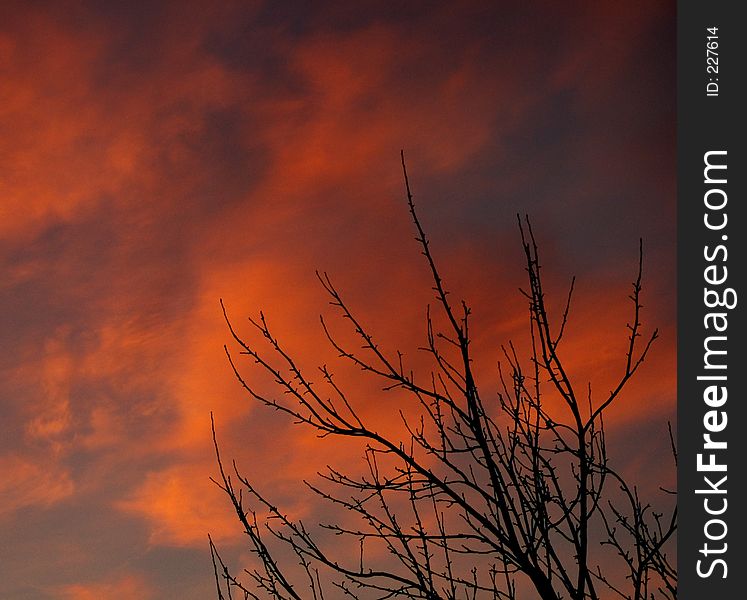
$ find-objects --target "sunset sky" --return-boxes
[0,1,675,598]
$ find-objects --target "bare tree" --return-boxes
[209,155,676,600]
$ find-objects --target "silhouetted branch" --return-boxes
[210,159,676,599]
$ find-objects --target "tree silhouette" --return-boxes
[209,155,676,600]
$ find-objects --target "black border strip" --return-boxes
[678,2,744,598]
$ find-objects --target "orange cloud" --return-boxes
[57,574,154,600]
[117,461,238,547]
[0,454,74,517]
[0,0,675,596]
